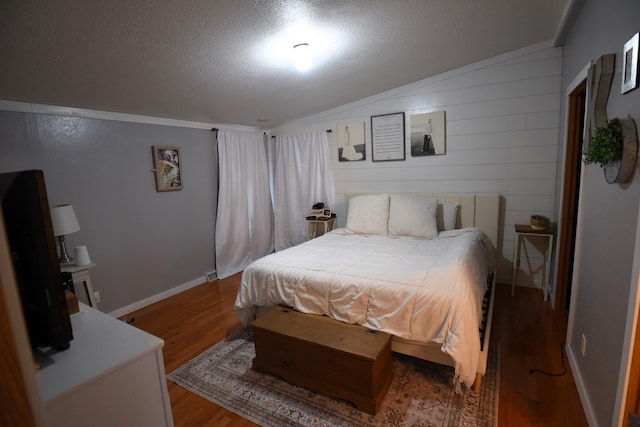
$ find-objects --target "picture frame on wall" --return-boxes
[152,146,183,191]
[622,32,639,94]
[371,112,405,162]
[410,111,446,157]
[337,122,365,161]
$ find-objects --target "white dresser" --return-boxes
[37,304,174,427]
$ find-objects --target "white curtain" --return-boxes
[274,131,332,251]
[215,130,274,279]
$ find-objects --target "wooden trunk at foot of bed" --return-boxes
[250,306,394,415]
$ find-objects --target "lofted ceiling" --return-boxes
[0,0,570,128]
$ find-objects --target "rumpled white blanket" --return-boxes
[233,227,495,388]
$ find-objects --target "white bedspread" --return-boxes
[233,227,495,387]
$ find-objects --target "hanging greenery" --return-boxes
[583,118,623,167]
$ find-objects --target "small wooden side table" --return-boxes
[60,262,98,308]
[511,225,554,300]
[306,217,336,239]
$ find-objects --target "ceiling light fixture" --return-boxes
[292,43,312,71]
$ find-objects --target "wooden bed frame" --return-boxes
[344,193,500,392]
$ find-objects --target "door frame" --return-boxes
[554,78,585,311]
[553,62,591,311]
[556,63,598,425]
[0,210,45,425]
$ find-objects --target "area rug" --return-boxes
[168,327,499,427]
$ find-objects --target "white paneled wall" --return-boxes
[270,41,562,287]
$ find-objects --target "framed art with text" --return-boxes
[152,146,183,191]
[371,112,405,162]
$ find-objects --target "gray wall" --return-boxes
[559,0,640,425]
[0,111,218,313]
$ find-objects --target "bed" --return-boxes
[233,192,499,391]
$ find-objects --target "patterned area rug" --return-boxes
[168,328,499,427]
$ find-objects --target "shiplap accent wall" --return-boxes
[270,41,562,287]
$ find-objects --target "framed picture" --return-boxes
[338,122,365,161]
[410,111,446,157]
[371,112,405,162]
[622,33,639,94]
[152,146,183,191]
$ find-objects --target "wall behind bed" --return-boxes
[270,41,562,287]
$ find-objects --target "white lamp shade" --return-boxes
[50,204,80,236]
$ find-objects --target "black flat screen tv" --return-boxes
[0,170,73,350]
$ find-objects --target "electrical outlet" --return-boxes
[581,334,587,357]
[94,291,101,304]
[205,271,217,282]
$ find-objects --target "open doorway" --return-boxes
[555,79,586,311]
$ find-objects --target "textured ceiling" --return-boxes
[0,0,569,128]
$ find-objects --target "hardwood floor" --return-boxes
[491,284,587,426]
[123,275,588,426]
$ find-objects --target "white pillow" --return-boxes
[437,202,460,231]
[346,194,390,235]
[388,195,438,238]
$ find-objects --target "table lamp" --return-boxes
[50,204,80,263]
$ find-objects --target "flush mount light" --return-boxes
[292,43,312,71]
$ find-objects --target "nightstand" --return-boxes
[306,217,336,239]
[60,262,98,308]
[511,225,554,300]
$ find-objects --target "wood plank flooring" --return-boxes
[123,275,588,426]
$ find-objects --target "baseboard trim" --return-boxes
[108,276,206,318]
[566,344,598,426]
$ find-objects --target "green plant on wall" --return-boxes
[583,118,623,167]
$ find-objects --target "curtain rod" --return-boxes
[270,129,332,138]
[213,128,333,136]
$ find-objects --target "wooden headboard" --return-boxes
[345,193,500,250]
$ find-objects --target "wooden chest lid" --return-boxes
[251,306,391,360]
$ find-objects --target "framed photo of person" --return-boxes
[410,111,446,157]
[338,122,366,162]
